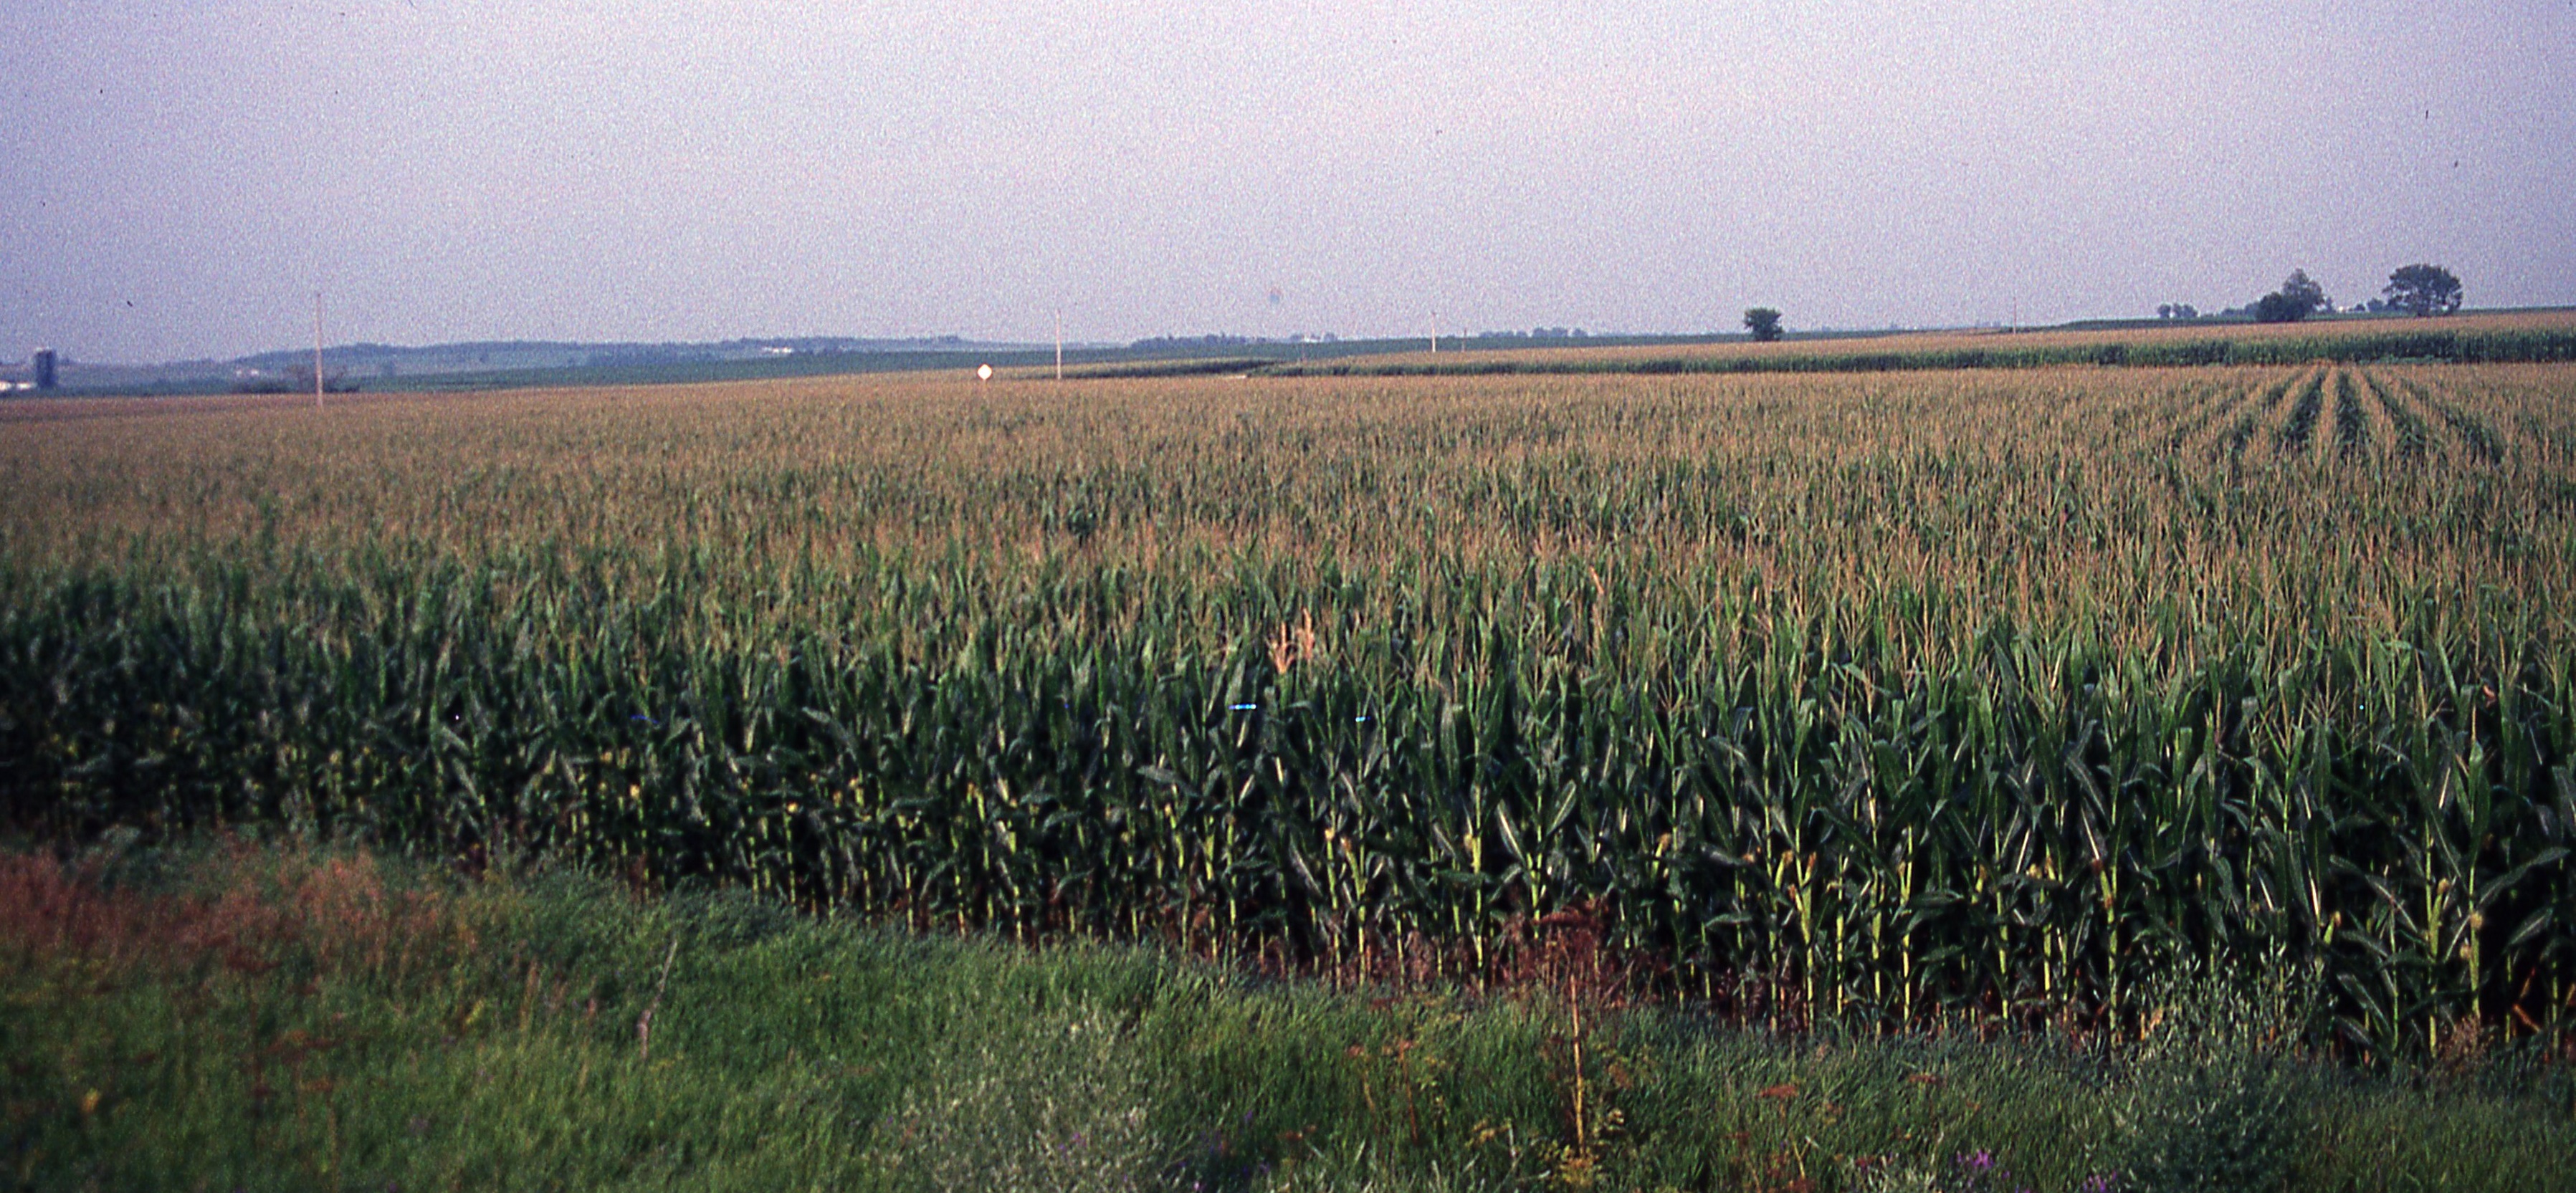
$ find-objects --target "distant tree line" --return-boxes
[1128,334,1257,352]
[231,362,359,395]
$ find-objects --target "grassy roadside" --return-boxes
[3,837,2569,1192]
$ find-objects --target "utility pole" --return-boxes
[313,292,325,409]
[1055,310,1064,381]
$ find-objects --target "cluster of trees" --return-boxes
[2253,270,2333,323]
[2156,304,2202,320]
[1742,307,1784,342]
[2250,264,2463,323]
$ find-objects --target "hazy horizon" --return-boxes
[6,1,2572,365]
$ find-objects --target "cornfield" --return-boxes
[3,362,2570,1059]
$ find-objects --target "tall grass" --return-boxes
[1,363,2571,1060]
[5,840,2571,1192]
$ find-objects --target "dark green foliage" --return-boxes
[4,533,2571,1060]
[2256,271,2332,324]
[2386,264,2465,318]
[2253,292,2308,324]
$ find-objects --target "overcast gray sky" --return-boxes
[4,1,2571,363]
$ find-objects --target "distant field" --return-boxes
[356,332,1742,392]
[37,310,2572,399]
[1264,310,2576,377]
[3,360,2572,1062]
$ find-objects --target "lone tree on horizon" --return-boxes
[1743,307,1784,342]
[2383,264,2463,317]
